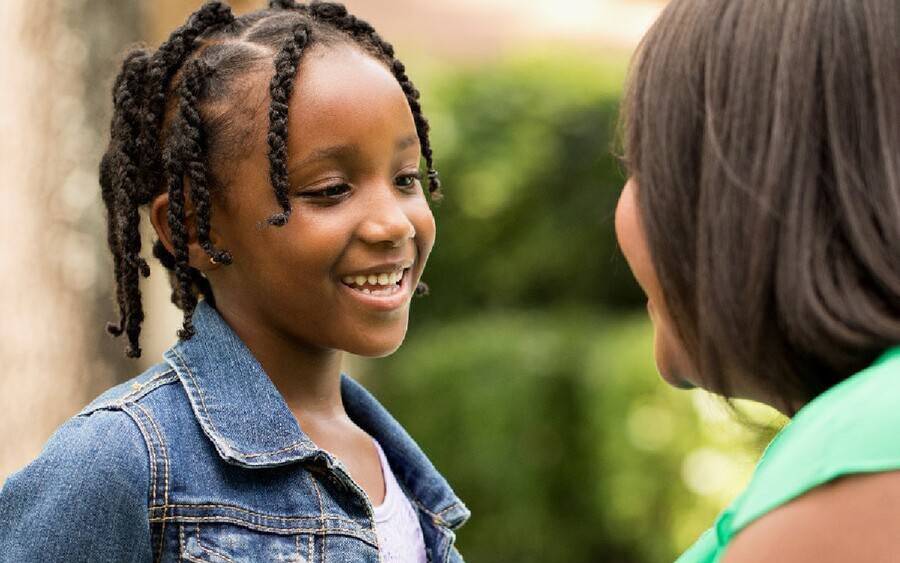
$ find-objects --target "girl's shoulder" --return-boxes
[2,360,181,502]
[0,364,173,560]
[80,361,180,415]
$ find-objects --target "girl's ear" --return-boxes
[149,191,222,273]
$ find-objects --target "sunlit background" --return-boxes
[0,1,784,561]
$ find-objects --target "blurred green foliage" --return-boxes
[362,53,778,562]
[408,54,645,326]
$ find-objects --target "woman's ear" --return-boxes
[149,192,223,273]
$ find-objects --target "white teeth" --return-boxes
[343,269,406,290]
[362,288,371,294]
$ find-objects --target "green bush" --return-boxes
[411,55,645,328]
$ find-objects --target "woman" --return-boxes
[616,0,900,560]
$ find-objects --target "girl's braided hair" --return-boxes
[99,1,441,358]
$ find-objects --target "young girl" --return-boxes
[0,2,468,561]
[616,0,900,561]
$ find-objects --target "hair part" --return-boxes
[621,0,900,413]
[100,1,442,357]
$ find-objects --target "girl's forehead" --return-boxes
[284,45,415,145]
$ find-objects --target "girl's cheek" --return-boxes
[410,200,436,251]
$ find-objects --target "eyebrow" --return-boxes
[395,133,419,151]
[288,134,420,175]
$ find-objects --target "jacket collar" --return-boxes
[163,300,469,528]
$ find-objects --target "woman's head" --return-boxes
[617,0,900,413]
[100,1,439,359]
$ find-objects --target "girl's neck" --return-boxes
[215,302,347,420]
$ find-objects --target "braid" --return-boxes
[100,3,234,357]
[265,22,312,226]
[388,58,442,198]
[164,59,219,339]
[151,239,217,310]
[307,2,443,198]
[179,59,233,266]
[269,0,306,9]
[101,49,152,357]
[143,2,235,183]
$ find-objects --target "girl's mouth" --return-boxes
[338,267,413,311]
[341,268,405,296]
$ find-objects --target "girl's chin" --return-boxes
[343,333,407,358]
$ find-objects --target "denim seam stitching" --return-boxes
[122,404,158,507]
[152,516,377,543]
[171,347,316,460]
[148,513,365,530]
[124,404,167,562]
[410,498,445,525]
[196,522,236,563]
[148,503,358,525]
[308,534,314,563]
[242,441,316,459]
[179,524,207,563]
[133,402,171,562]
[133,403,171,508]
[78,372,178,417]
[437,502,466,519]
[309,473,325,518]
[120,370,178,404]
[308,471,328,563]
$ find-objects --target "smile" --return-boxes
[338,267,413,311]
[341,269,404,296]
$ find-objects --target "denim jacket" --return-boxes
[0,301,469,562]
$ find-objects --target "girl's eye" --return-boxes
[395,172,422,190]
[301,184,351,199]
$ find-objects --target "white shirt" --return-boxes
[371,439,429,563]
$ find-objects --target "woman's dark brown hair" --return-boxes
[99,1,441,358]
[621,0,900,413]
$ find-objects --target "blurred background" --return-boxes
[0,0,784,561]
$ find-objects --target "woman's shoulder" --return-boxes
[743,347,900,506]
[721,348,900,552]
[722,469,900,562]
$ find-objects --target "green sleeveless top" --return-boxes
[677,346,900,563]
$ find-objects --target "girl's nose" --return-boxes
[357,193,416,247]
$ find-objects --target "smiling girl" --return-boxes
[616,0,900,561]
[0,2,468,561]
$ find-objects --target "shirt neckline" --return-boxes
[371,438,401,523]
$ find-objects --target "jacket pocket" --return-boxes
[178,522,311,563]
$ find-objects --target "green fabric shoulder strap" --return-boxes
[727,346,900,535]
[677,346,900,563]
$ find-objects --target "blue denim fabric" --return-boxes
[0,301,469,562]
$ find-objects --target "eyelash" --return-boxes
[396,171,422,190]
[299,172,422,201]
